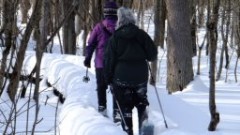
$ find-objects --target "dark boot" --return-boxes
[137,104,148,129]
[113,108,121,123]
[98,106,107,117]
[122,112,133,135]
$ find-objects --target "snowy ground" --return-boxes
[0,9,240,135]
[1,49,240,135]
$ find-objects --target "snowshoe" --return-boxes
[98,106,108,117]
[140,119,154,135]
[139,107,154,135]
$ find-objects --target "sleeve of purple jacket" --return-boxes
[85,24,100,60]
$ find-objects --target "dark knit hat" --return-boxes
[103,1,118,17]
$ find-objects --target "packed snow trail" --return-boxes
[1,52,238,135]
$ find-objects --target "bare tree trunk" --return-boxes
[62,0,76,54]
[216,0,230,81]
[159,0,166,49]
[137,0,144,29]
[197,0,206,28]
[206,0,211,56]
[20,0,31,24]
[42,0,52,52]
[191,0,197,56]
[217,0,226,81]
[0,1,3,26]
[82,3,90,56]
[0,0,19,96]
[33,0,48,100]
[207,0,220,131]
[76,0,90,56]
[52,0,61,30]
[53,0,63,53]
[31,0,47,132]
[150,0,165,85]
[166,0,193,93]
[234,2,240,82]
[233,0,240,57]
[197,34,207,75]
[1,1,19,132]
[7,0,42,102]
[234,56,239,82]
[91,0,103,27]
[0,0,14,96]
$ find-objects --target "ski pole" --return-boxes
[110,86,129,131]
[147,62,168,128]
[83,68,90,83]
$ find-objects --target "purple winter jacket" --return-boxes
[85,17,117,68]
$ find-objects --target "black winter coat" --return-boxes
[104,24,158,85]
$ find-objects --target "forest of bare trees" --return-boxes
[0,0,239,133]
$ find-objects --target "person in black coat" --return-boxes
[104,7,158,135]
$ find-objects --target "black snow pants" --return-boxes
[112,81,149,135]
[96,68,108,110]
[96,68,117,113]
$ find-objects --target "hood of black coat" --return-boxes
[115,24,139,39]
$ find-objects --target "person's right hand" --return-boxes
[84,58,91,68]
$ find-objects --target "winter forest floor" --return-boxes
[0,14,240,134]
[1,48,240,135]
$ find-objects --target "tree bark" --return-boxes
[32,0,48,132]
[0,0,19,97]
[20,0,31,24]
[91,0,103,27]
[191,0,197,56]
[197,0,206,28]
[165,0,194,93]
[7,0,42,102]
[150,0,165,85]
[159,0,166,49]
[232,0,240,82]
[62,0,76,54]
[137,0,144,29]
[217,0,230,81]
[82,3,89,56]
[197,34,207,75]
[207,0,220,131]
[0,0,14,96]
[205,0,211,56]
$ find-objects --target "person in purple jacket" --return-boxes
[83,1,119,121]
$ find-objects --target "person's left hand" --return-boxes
[84,58,91,68]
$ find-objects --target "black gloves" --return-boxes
[84,58,91,68]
